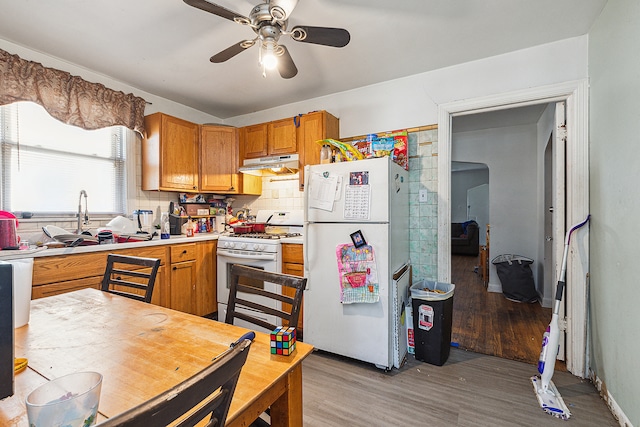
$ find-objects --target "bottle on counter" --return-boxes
[160,212,170,239]
[320,144,331,164]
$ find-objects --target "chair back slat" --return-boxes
[225,264,307,333]
[101,254,161,303]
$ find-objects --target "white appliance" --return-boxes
[304,156,410,370]
[217,210,303,333]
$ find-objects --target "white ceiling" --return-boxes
[0,0,607,120]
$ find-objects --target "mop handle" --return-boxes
[556,215,590,302]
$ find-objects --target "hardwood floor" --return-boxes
[450,254,554,366]
[302,350,616,426]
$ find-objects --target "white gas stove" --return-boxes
[216,210,303,331]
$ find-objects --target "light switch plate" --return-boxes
[419,189,428,203]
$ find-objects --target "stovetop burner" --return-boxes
[225,232,302,239]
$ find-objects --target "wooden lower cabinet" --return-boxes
[31,240,217,316]
[195,240,217,316]
[282,243,304,334]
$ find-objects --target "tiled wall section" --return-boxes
[407,126,439,282]
[17,126,439,283]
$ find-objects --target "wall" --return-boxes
[588,0,640,424]
[451,167,489,222]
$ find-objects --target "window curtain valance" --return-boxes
[0,48,146,136]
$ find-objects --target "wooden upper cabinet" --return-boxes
[200,125,239,193]
[201,125,262,195]
[241,117,297,160]
[268,117,297,155]
[142,113,200,192]
[298,111,340,190]
[241,123,269,159]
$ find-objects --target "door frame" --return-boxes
[437,79,589,377]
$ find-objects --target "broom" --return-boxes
[531,214,590,420]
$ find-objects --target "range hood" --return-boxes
[238,154,299,176]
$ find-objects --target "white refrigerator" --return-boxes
[303,156,410,370]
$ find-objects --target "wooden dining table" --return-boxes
[0,288,314,426]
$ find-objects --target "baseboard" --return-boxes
[589,369,632,426]
[487,282,501,293]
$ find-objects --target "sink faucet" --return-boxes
[76,190,89,234]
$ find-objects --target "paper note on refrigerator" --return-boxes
[344,185,371,219]
[308,171,339,211]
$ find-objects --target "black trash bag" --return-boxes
[491,254,538,303]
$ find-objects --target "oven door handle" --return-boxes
[217,249,277,261]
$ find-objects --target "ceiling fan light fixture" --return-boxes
[261,40,278,71]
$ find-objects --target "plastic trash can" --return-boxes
[410,280,455,366]
[0,258,33,328]
[491,254,538,303]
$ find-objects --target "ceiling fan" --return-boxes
[183,0,351,78]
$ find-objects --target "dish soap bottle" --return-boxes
[320,144,331,164]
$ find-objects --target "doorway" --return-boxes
[437,80,590,377]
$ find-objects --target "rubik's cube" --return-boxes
[270,326,297,356]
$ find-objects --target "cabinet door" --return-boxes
[281,244,304,332]
[241,123,269,159]
[268,117,297,155]
[298,111,339,190]
[170,260,196,314]
[143,113,199,191]
[194,240,217,316]
[200,125,240,193]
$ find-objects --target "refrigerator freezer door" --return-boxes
[304,222,393,368]
[307,157,404,223]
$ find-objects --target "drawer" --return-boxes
[282,243,303,264]
[170,243,197,263]
[33,245,168,286]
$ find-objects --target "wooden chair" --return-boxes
[225,264,307,332]
[96,337,252,427]
[225,265,306,427]
[101,254,161,303]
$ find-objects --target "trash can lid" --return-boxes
[410,280,455,301]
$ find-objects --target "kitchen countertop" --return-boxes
[0,233,220,260]
[280,236,303,244]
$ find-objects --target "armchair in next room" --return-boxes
[451,221,479,256]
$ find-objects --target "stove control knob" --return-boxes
[239,243,247,250]
[259,244,266,251]
[252,243,260,251]
[227,242,235,249]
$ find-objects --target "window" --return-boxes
[1,101,130,215]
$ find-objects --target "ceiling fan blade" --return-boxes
[291,26,350,48]
[210,41,253,63]
[183,0,248,22]
[277,45,298,79]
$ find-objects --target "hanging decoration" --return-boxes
[336,243,379,304]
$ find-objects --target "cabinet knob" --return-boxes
[182,250,187,254]
[173,266,177,270]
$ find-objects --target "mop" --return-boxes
[531,215,590,420]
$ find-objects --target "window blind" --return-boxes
[0,101,128,214]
